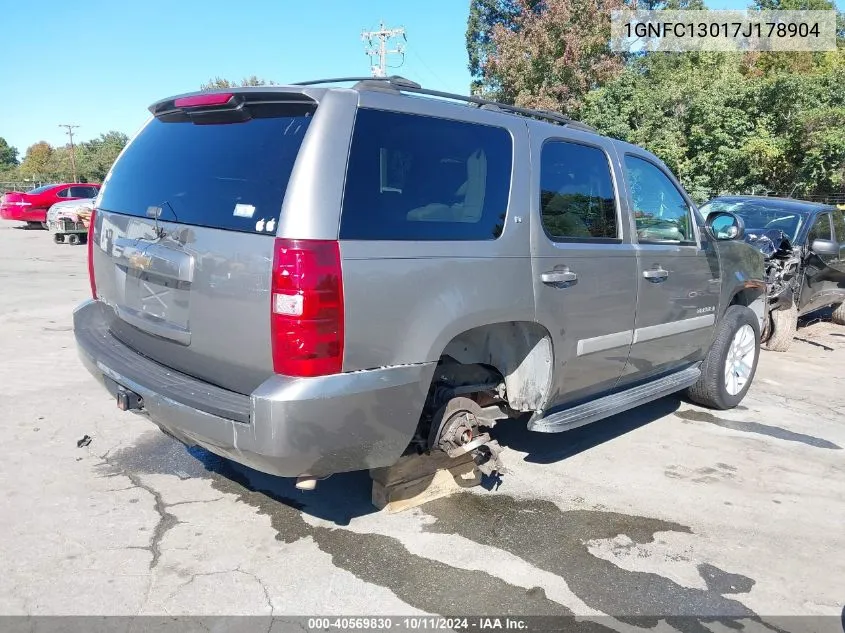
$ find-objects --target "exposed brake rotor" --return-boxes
[428,396,506,476]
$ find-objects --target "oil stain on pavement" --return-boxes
[105,432,778,630]
[675,409,841,450]
[207,465,618,626]
[104,433,601,625]
[422,493,756,622]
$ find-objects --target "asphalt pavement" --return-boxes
[1,222,843,630]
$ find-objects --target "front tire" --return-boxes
[687,305,760,410]
[832,303,845,326]
[763,304,797,352]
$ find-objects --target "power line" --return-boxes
[361,21,406,78]
[405,43,449,90]
[58,124,80,182]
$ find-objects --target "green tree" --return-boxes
[18,141,55,180]
[483,0,627,112]
[0,137,18,168]
[77,131,129,182]
[581,51,845,200]
[465,0,706,98]
[466,0,532,94]
[200,75,276,90]
[748,0,844,72]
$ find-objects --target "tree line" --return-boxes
[0,131,129,185]
[468,0,845,202]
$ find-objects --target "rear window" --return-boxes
[98,105,313,233]
[340,109,513,241]
[27,184,57,194]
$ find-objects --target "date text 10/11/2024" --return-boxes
[306,617,530,630]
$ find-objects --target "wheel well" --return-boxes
[730,288,763,307]
[729,287,766,332]
[438,321,553,412]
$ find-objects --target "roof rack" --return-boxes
[292,76,597,134]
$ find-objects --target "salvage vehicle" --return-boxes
[47,197,96,244]
[74,77,766,486]
[700,196,845,352]
[1,183,100,228]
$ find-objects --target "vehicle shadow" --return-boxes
[202,452,379,525]
[492,395,683,465]
[170,394,683,526]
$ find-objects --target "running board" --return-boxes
[529,366,701,433]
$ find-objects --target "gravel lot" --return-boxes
[1,222,844,628]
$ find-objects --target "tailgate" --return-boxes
[91,93,316,394]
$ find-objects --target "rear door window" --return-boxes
[340,109,512,241]
[97,104,314,233]
[56,188,71,198]
[540,140,618,241]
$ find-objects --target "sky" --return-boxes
[0,0,840,155]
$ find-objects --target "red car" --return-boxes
[1,183,101,228]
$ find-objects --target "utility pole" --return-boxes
[58,124,80,182]
[362,21,406,77]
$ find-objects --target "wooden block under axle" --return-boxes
[370,451,482,513]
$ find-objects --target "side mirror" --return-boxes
[705,211,745,241]
[811,238,840,256]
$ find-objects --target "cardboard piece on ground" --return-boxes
[371,451,482,513]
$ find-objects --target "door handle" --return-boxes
[643,267,669,282]
[541,270,578,285]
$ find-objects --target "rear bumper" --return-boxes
[0,206,46,222]
[73,300,435,478]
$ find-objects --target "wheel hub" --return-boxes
[429,396,506,476]
[724,324,756,396]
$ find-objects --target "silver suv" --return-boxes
[74,77,766,482]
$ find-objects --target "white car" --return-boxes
[46,197,95,229]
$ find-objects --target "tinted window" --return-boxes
[70,186,97,198]
[55,188,71,198]
[27,184,58,195]
[97,105,313,233]
[809,214,832,242]
[625,155,694,243]
[540,141,617,240]
[340,109,512,241]
[831,211,845,244]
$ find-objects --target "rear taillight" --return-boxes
[271,239,344,377]
[87,209,97,299]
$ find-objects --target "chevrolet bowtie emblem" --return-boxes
[129,253,152,270]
